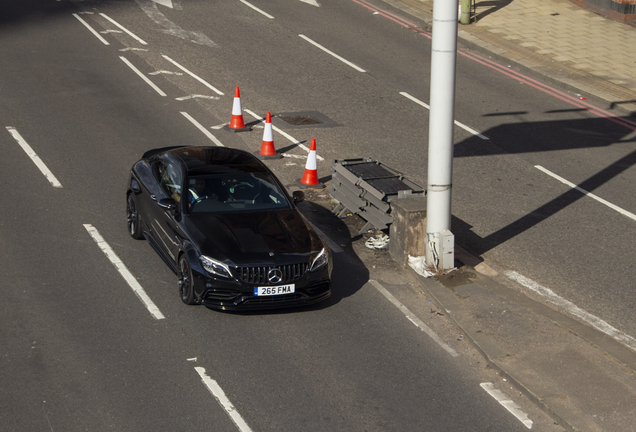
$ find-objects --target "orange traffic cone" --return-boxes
[224,86,251,132]
[255,111,282,159]
[296,138,324,188]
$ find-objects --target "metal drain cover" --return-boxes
[278,115,323,126]
[272,111,339,129]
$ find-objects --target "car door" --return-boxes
[147,159,185,266]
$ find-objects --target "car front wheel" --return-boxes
[178,255,196,305]
[126,194,143,239]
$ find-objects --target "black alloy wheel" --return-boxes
[178,255,196,305]
[126,194,143,239]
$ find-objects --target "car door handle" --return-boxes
[151,194,157,201]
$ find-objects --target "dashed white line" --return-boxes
[99,13,148,45]
[243,109,324,161]
[119,56,167,96]
[239,0,275,19]
[535,165,636,222]
[162,55,224,95]
[83,224,165,320]
[369,280,458,357]
[194,366,253,432]
[504,270,636,352]
[480,383,533,429]
[399,92,489,140]
[73,13,110,45]
[180,112,225,146]
[299,34,366,73]
[6,127,62,188]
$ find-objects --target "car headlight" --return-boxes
[200,255,232,278]
[309,248,328,272]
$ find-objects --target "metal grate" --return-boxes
[235,263,308,285]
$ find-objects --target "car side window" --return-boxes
[157,161,182,202]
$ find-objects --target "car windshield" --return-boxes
[186,172,292,213]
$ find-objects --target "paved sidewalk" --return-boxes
[385,0,636,114]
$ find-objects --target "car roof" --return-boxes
[164,146,268,176]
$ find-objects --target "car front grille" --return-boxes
[234,263,308,285]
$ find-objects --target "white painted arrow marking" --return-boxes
[151,0,173,8]
[300,0,320,6]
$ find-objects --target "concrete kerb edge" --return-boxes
[412,268,576,432]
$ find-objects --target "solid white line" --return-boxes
[6,127,62,188]
[180,112,225,146]
[161,55,224,95]
[243,109,324,161]
[99,13,148,45]
[194,367,253,432]
[535,165,636,222]
[399,92,490,140]
[73,13,110,45]
[480,383,533,429]
[504,270,636,351]
[298,34,366,73]
[83,224,165,320]
[119,56,167,96]
[239,0,275,19]
[369,280,459,357]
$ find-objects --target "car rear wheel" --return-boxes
[178,255,196,305]
[126,194,143,239]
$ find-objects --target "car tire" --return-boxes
[178,255,196,305]
[126,194,144,240]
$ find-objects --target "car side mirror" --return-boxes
[292,190,305,204]
[158,198,178,211]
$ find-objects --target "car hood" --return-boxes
[186,209,321,264]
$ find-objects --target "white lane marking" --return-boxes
[194,367,253,432]
[6,127,62,188]
[369,280,459,357]
[119,47,149,52]
[73,13,110,45]
[149,70,183,76]
[299,0,321,6]
[400,92,490,140]
[162,55,224,95]
[298,34,366,73]
[175,94,220,101]
[480,383,533,429]
[119,56,167,96]
[180,112,225,146]
[504,270,636,352]
[99,13,148,45]
[535,165,636,222]
[239,0,275,19]
[83,224,165,320]
[243,109,325,161]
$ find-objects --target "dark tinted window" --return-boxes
[187,172,291,213]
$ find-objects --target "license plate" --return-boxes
[255,284,295,296]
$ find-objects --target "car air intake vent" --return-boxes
[236,263,308,285]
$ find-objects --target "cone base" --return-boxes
[295,179,325,189]
[223,124,252,133]
[254,151,283,160]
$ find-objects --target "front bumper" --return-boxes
[192,266,331,311]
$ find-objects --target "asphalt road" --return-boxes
[1,0,633,430]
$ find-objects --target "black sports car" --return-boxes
[126,146,332,310]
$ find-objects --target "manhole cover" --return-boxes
[272,111,339,129]
[278,115,323,126]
